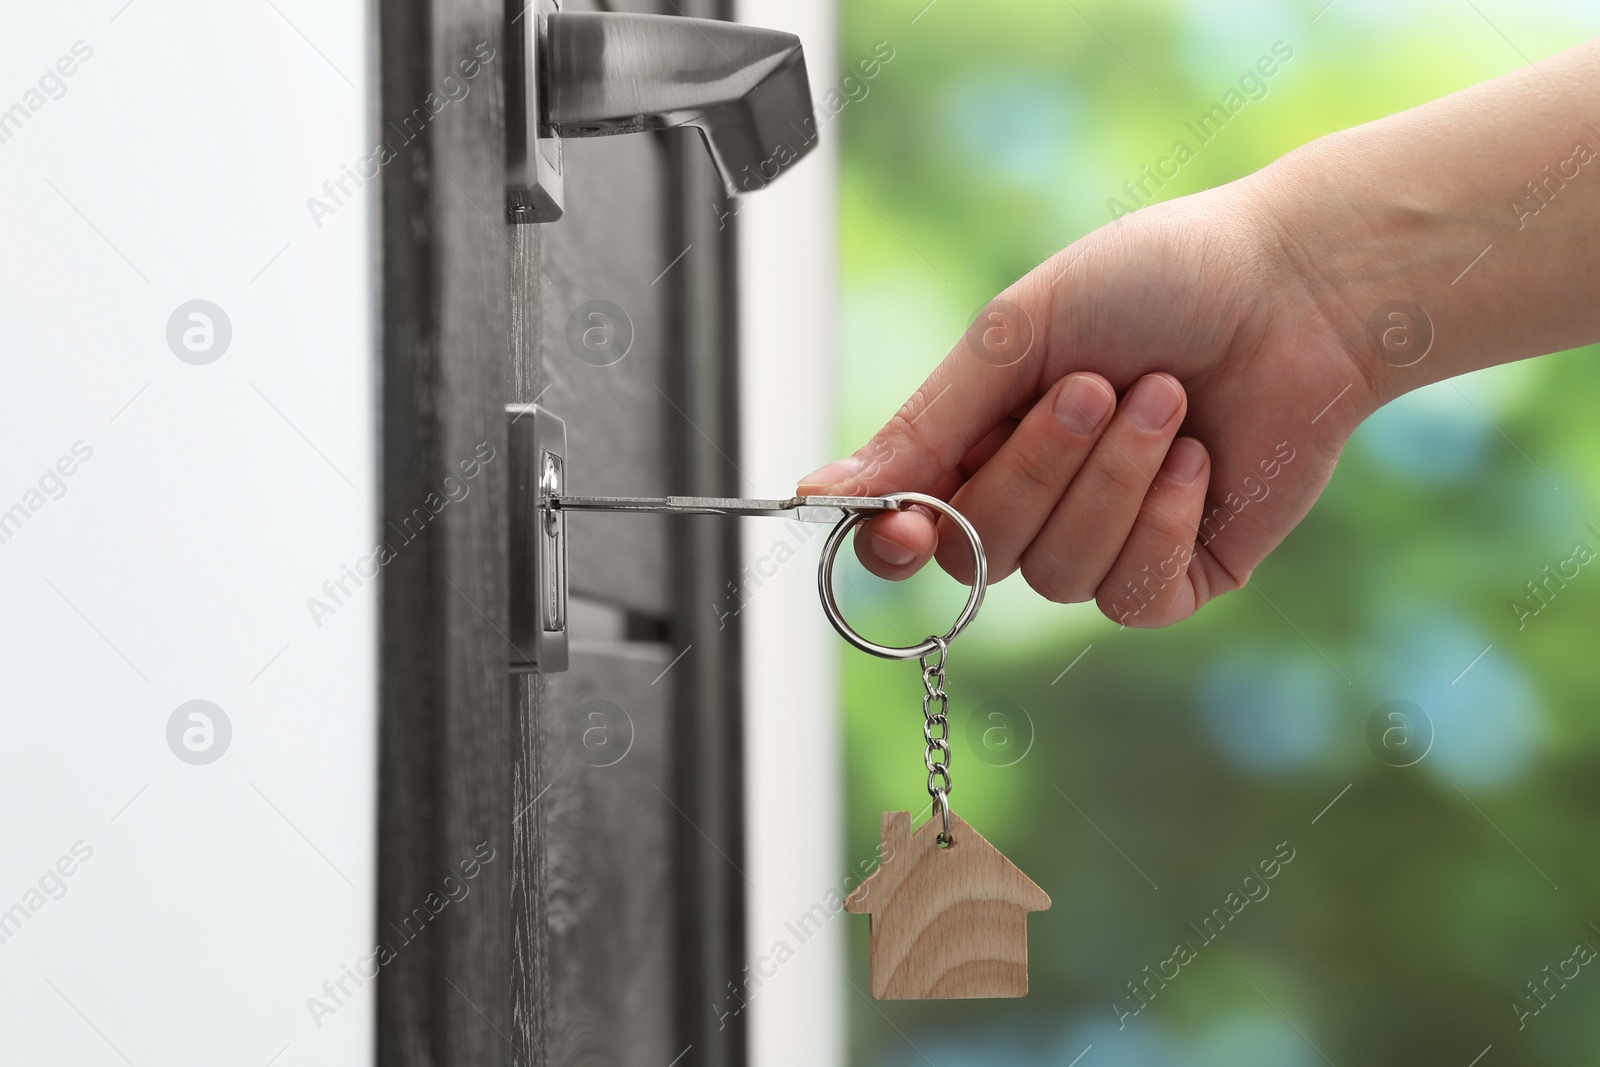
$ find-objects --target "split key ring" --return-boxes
[816,492,988,660]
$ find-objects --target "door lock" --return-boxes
[509,404,569,672]
[506,406,984,674]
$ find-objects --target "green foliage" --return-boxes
[837,2,1600,1062]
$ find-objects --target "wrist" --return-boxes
[1239,44,1600,410]
[1241,131,1509,410]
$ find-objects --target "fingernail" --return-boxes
[1053,374,1114,435]
[1161,437,1207,484]
[799,456,863,491]
[1125,375,1182,431]
[871,533,919,566]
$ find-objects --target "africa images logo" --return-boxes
[0,40,93,148]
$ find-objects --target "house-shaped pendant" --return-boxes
[844,810,1051,999]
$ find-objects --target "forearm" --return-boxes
[1246,36,1600,407]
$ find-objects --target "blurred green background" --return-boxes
[832,1,1600,1064]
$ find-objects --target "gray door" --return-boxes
[375,1,746,1064]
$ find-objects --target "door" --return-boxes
[375,1,748,1065]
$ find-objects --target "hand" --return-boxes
[799,179,1378,627]
[802,36,1600,628]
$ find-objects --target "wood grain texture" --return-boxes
[508,90,549,1067]
[541,646,679,1067]
[376,0,513,1063]
[844,812,1051,1000]
[537,131,674,614]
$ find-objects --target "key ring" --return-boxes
[817,492,988,660]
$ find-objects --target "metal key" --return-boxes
[509,404,985,677]
[549,494,903,524]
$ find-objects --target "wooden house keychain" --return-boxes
[818,493,1051,1000]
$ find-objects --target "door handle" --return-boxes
[509,3,815,223]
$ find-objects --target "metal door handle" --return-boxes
[509,4,815,223]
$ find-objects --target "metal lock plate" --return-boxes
[508,404,567,672]
[506,0,564,223]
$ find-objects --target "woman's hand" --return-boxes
[800,178,1377,627]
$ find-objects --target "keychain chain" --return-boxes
[813,495,1055,1002]
[919,635,953,846]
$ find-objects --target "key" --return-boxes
[549,494,902,524]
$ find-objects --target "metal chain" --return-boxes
[919,635,952,846]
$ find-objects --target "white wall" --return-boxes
[0,3,377,1066]
[735,3,845,1066]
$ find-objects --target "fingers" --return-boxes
[846,371,1199,608]
[956,419,1021,479]
[1093,437,1211,627]
[837,421,1023,582]
[847,508,939,581]
[842,374,1116,582]
[804,360,1215,630]
[1019,373,1189,602]
[931,373,1116,582]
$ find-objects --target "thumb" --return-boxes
[798,272,1056,498]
